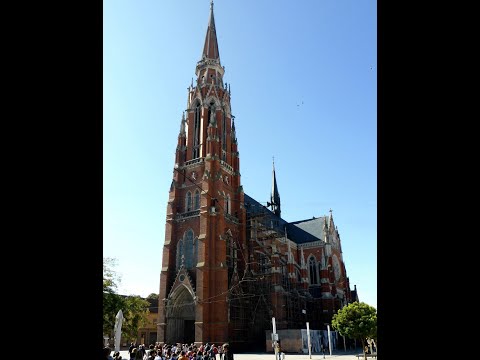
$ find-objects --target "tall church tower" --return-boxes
[158,1,246,346]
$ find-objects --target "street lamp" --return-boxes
[302,309,311,359]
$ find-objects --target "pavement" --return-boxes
[111,350,373,360]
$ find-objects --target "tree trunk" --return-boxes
[361,338,367,360]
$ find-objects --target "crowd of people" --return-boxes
[103,342,234,360]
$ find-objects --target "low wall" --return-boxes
[265,329,338,354]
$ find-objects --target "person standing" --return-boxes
[129,343,135,358]
[222,344,233,360]
[211,344,218,360]
[275,342,282,360]
[104,347,114,360]
[135,347,144,360]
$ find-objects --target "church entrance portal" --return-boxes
[184,320,195,344]
[166,285,196,344]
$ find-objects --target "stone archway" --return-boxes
[166,285,196,344]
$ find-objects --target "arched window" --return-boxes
[207,102,215,141]
[176,238,184,270]
[226,235,237,269]
[194,190,200,210]
[186,191,192,212]
[332,255,341,281]
[193,102,201,159]
[184,229,194,269]
[309,256,318,285]
[176,229,197,271]
[222,112,227,161]
[193,236,198,268]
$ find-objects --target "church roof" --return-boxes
[147,298,159,313]
[289,217,328,243]
[244,193,287,234]
[244,193,323,244]
[286,221,323,244]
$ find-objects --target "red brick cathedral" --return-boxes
[157,2,358,349]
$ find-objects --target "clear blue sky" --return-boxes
[103,0,377,309]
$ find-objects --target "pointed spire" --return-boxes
[179,112,186,136]
[323,217,328,242]
[202,0,220,62]
[329,208,334,230]
[270,157,281,217]
[231,116,236,139]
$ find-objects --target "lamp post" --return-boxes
[327,324,332,356]
[272,317,278,360]
[306,321,312,359]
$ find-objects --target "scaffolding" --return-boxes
[224,199,317,349]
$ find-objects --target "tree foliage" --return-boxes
[146,293,159,300]
[331,301,377,356]
[122,296,151,341]
[103,257,151,341]
[103,291,125,336]
[103,257,121,293]
[103,257,123,335]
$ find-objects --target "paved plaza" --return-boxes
[113,350,373,360]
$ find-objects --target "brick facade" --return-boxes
[157,2,358,350]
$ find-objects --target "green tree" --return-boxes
[103,257,125,336]
[122,295,151,342]
[104,257,121,293]
[103,257,151,343]
[146,293,159,300]
[331,302,377,359]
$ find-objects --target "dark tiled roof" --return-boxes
[289,217,327,243]
[147,298,159,313]
[244,193,288,235]
[244,193,322,244]
[286,222,322,244]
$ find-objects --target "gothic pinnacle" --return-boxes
[180,112,186,136]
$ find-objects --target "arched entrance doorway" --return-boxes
[166,284,195,344]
